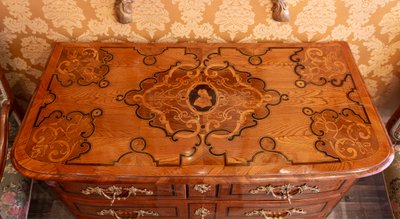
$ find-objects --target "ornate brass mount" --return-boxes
[193,184,212,194]
[194,207,211,219]
[97,209,159,219]
[245,208,306,219]
[82,185,153,205]
[249,184,320,204]
[271,0,290,22]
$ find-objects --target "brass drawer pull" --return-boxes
[193,184,212,193]
[98,209,159,219]
[194,207,211,219]
[249,184,319,203]
[245,208,306,219]
[82,185,153,205]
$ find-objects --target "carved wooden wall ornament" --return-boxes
[115,0,134,24]
[272,0,290,22]
[115,0,290,24]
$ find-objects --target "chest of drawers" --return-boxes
[11,42,393,218]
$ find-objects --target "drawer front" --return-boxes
[72,200,187,219]
[217,198,338,219]
[219,180,351,202]
[189,203,217,219]
[187,184,219,198]
[56,183,186,202]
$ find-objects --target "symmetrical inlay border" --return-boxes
[55,47,113,87]
[28,45,375,166]
[27,108,102,163]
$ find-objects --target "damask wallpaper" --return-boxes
[0,0,399,120]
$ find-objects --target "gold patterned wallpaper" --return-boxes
[0,0,399,120]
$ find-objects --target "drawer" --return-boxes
[55,183,186,203]
[219,180,352,202]
[189,203,217,219]
[217,198,340,219]
[57,189,342,218]
[187,184,219,198]
[70,200,187,219]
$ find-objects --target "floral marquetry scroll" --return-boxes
[11,42,394,187]
[55,48,113,87]
[27,109,103,163]
[303,108,377,161]
[10,42,395,219]
[293,47,349,88]
[117,48,289,166]
[118,63,287,141]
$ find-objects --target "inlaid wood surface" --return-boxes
[12,42,393,183]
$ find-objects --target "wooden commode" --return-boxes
[12,42,393,219]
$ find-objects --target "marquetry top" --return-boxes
[12,42,393,183]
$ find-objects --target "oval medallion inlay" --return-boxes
[119,62,286,146]
[189,84,217,113]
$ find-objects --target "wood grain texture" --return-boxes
[0,100,10,179]
[0,67,24,179]
[10,42,393,218]
[27,174,392,219]
[11,42,393,182]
